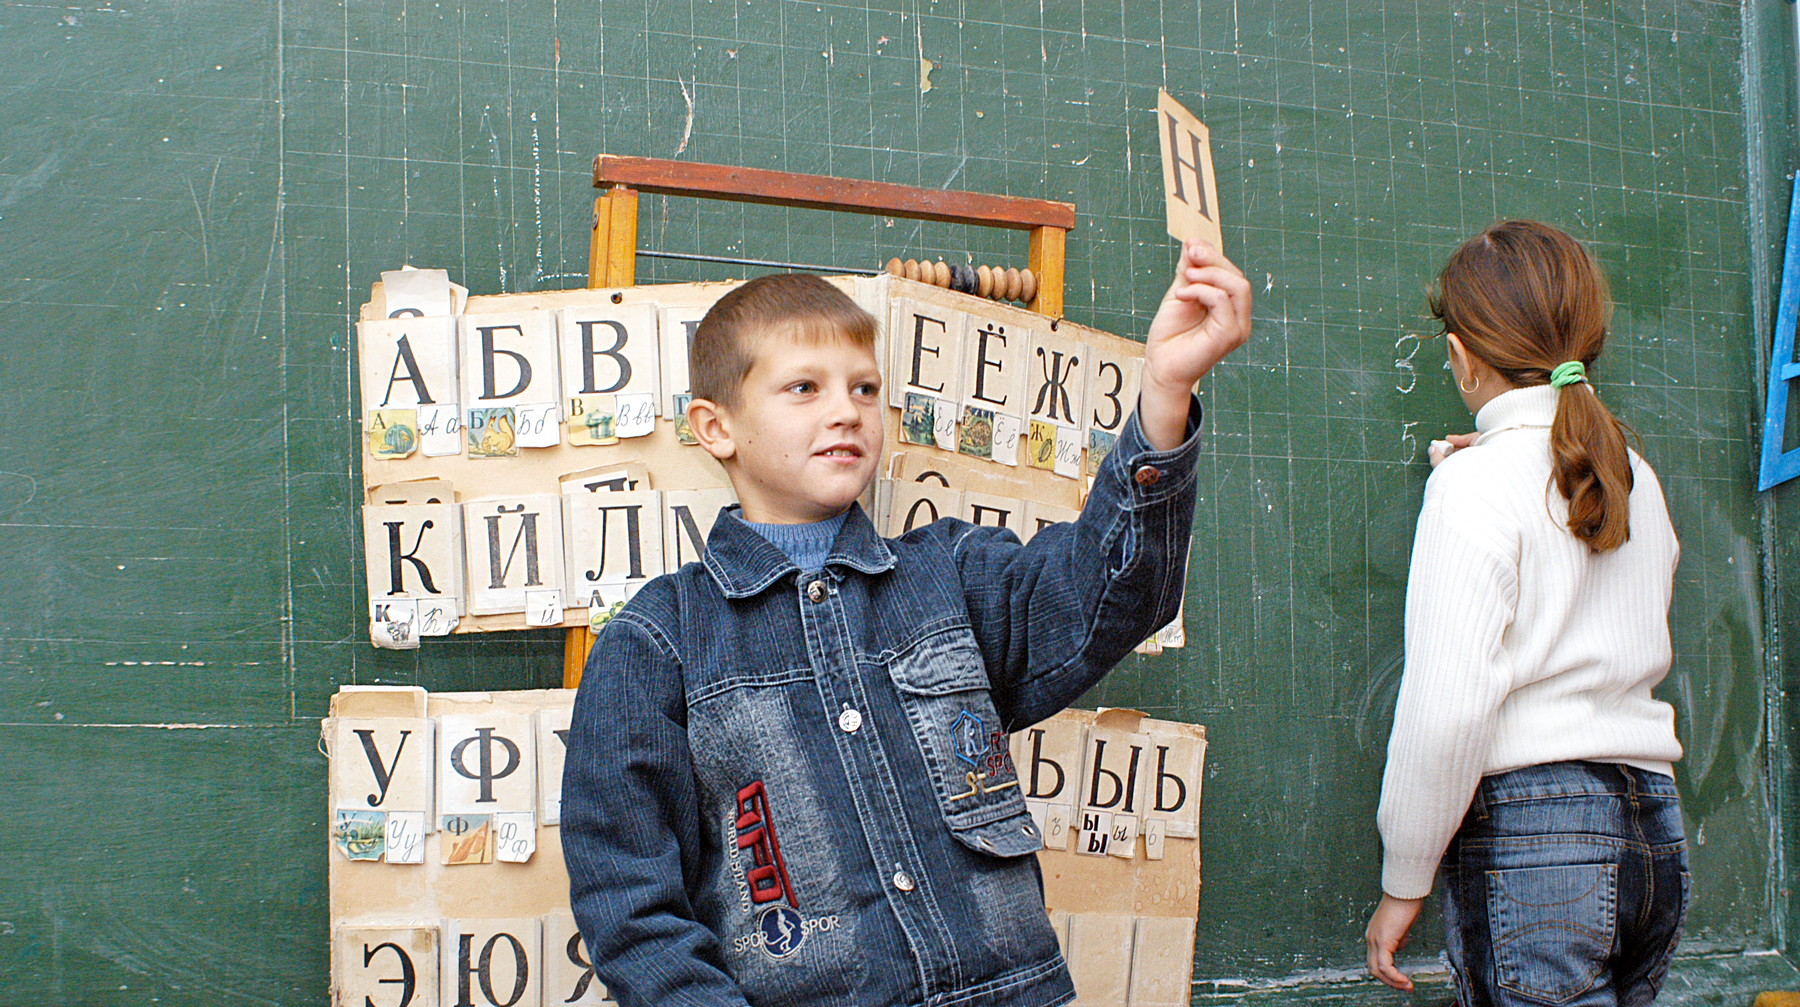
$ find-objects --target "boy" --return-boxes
[563,240,1251,1007]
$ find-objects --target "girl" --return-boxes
[1364,221,1689,1006]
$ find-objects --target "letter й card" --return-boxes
[330,717,434,827]
[438,711,537,815]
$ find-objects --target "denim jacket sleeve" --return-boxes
[561,604,753,1007]
[947,397,1204,728]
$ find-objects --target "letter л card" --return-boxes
[535,707,573,826]
[1128,915,1200,1007]
[663,488,736,570]
[462,495,566,615]
[563,489,663,603]
[1065,914,1136,1007]
[335,926,439,1007]
[888,298,962,407]
[657,304,711,417]
[363,503,464,625]
[1138,718,1206,838]
[543,913,614,1005]
[330,717,434,821]
[557,303,660,412]
[441,919,540,1007]
[358,315,458,413]
[460,311,560,410]
[438,710,537,815]
[883,480,961,537]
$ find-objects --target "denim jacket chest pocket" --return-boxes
[882,626,1043,858]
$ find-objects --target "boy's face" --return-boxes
[700,328,883,524]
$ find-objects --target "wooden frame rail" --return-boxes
[567,155,1076,686]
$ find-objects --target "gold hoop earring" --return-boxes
[1458,374,1480,395]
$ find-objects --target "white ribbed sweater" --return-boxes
[1377,385,1684,899]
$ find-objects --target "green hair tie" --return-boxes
[1549,361,1588,389]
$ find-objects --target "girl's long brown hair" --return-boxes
[1429,220,1634,551]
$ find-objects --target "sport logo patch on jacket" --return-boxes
[728,780,840,960]
[947,711,1019,800]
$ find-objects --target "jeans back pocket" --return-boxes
[1487,862,1618,1004]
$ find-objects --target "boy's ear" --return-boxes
[686,397,737,463]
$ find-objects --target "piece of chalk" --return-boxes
[1430,439,1454,456]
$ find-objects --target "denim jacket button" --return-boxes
[806,580,827,603]
[837,708,863,733]
[892,870,914,892]
[1134,464,1162,487]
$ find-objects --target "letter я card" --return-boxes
[1156,89,1224,251]
[543,913,613,1005]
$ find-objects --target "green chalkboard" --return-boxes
[0,0,1790,1002]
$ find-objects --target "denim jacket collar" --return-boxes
[703,502,897,598]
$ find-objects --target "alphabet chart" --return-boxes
[326,687,1204,1007]
[356,268,1184,651]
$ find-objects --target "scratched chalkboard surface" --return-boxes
[0,0,1793,1002]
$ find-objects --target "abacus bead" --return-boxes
[977,265,993,298]
[933,261,951,287]
[1020,268,1038,304]
[1004,267,1022,301]
[904,259,920,281]
[886,257,904,276]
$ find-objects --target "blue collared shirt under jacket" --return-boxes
[562,400,1204,1007]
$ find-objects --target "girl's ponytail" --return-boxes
[1432,221,1634,552]
[1546,363,1634,551]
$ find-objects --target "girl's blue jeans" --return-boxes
[1440,761,1690,1007]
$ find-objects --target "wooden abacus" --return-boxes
[883,258,1039,304]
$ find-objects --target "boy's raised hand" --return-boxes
[1140,239,1253,449]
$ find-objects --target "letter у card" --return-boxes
[1156,89,1224,251]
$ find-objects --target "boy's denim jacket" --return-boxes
[562,401,1203,1007]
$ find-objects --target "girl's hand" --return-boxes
[1139,239,1253,449]
[1365,894,1424,991]
[1428,431,1477,468]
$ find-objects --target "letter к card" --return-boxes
[359,315,458,413]
[330,717,434,822]
[460,310,560,409]
[362,503,464,621]
[438,710,537,815]
[335,926,439,1007]
[557,303,660,414]
[462,495,566,616]
[440,919,540,1007]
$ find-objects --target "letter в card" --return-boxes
[362,503,464,634]
[557,303,660,420]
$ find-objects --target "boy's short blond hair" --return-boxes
[690,274,877,408]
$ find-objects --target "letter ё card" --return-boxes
[1156,89,1223,251]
